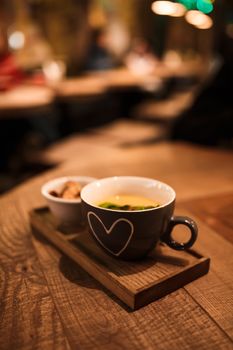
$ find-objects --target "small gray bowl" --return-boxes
[41,176,96,226]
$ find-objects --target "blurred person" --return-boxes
[125,38,158,75]
[105,19,130,59]
[84,28,115,71]
[0,28,57,175]
[171,30,233,147]
[15,24,53,70]
[0,27,28,172]
[0,27,24,91]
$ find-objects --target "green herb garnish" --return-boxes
[99,202,159,211]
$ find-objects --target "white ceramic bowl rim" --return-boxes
[81,176,176,212]
[41,176,97,204]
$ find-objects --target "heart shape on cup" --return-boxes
[87,212,134,256]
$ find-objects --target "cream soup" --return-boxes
[98,195,160,211]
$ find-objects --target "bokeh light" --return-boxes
[42,60,66,83]
[179,0,214,13]
[197,0,213,14]
[151,1,177,16]
[179,0,196,10]
[8,31,25,50]
[170,3,186,17]
[185,10,213,29]
[151,1,186,17]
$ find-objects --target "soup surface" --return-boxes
[98,194,160,211]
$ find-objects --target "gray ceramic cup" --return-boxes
[81,176,198,260]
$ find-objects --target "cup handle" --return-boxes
[161,216,198,250]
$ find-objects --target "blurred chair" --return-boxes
[171,31,233,147]
[133,89,196,125]
[84,28,116,71]
[131,86,198,144]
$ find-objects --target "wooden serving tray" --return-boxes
[30,207,210,310]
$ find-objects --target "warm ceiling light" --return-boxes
[170,3,186,17]
[197,18,213,29]
[185,10,213,29]
[151,1,185,17]
[151,1,175,16]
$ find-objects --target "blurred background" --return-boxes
[0,0,232,194]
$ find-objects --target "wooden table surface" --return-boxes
[0,85,54,114]
[0,140,233,350]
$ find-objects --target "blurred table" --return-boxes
[41,119,163,163]
[55,72,160,101]
[95,60,205,89]
[55,76,108,101]
[55,60,205,99]
[0,139,233,349]
[0,85,54,116]
[97,68,162,91]
[0,60,205,112]
[153,60,207,79]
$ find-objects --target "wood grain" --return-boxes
[175,207,233,340]
[1,140,233,349]
[179,192,233,244]
[30,206,233,343]
[41,140,233,201]
[32,229,233,350]
[2,142,232,204]
[0,199,70,350]
[30,207,210,310]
